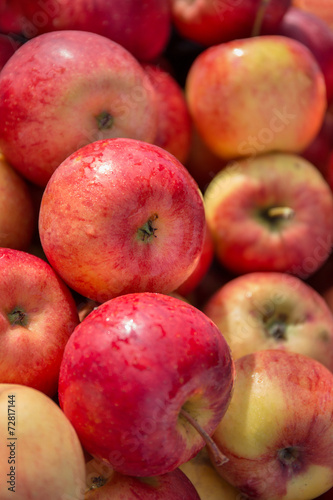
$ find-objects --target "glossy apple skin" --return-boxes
[170,0,291,47]
[0,30,158,187]
[204,153,333,277]
[0,384,86,499]
[271,7,333,105]
[0,154,35,250]
[203,272,333,371]
[85,458,200,499]
[0,248,79,396]
[15,0,171,62]
[212,350,333,500]
[39,138,205,302]
[58,292,235,477]
[186,36,327,160]
[144,63,192,165]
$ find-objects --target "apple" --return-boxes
[6,0,171,62]
[85,458,200,499]
[179,446,244,500]
[203,271,333,371]
[170,0,291,47]
[204,153,333,278]
[143,63,192,164]
[176,222,214,298]
[0,383,86,499]
[0,0,24,35]
[186,35,327,161]
[39,138,206,302]
[0,153,35,250]
[326,150,333,193]
[212,349,333,500]
[292,0,333,30]
[269,7,333,105]
[0,30,158,187]
[0,247,79,396]
[58,292,235,477]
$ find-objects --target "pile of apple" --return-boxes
[1,1,333,499]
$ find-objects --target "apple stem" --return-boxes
[179,408,228,466]
[251,0,272,37]
[267,206,295,220]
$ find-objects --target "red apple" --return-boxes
[0,153,35,250]
[270,7,333,105]
[293,0,333,30]
[170,0,291,47]
[0,0,171,62]
[143,63,192,164]
[326,150,333,193]
[0,383,86,499]
[203,271,333,371]
[204,153,333,278]
[58,292,235,477]
[0,0,24,35]
[186,35,327,161]
[0,248,79,396]
[85,458,200,499]
[212,350,333,499]
[0,30,158,187]
[39,138,205,302]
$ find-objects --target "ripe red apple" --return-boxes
[85,458,200,499]
[0,153,35,250]
[186,35,327,160]
[293,0,333,30]
[204,153,333,278]
[212,350,333,499]
[270,7,333,105]
[39,138,205,302]
[203,271,333,371]
[58,292,235,476]
[8,0,171,62]
[0,383,86,499]
[0,30,158,187]
[170,0,291,47]
[143,63,192,164]
[0,248,79,396]
[0,0,24,35]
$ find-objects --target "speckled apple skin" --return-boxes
[204,153,333,277]
[213,350,333,500]
[0,248,79,396]
[85,462,200,499]
[0,30,158,186]
[203,272,333,371]
[58,292,235,477]
[39,138,206,302]
[186,36,326,160]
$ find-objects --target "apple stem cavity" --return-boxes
[7,307,28,327]
[87,475,107,491]
[277,446,301,468]
[251,0,272,37]
[179,407,229,467]
[137,214,158,243]
[95,110,113,130]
